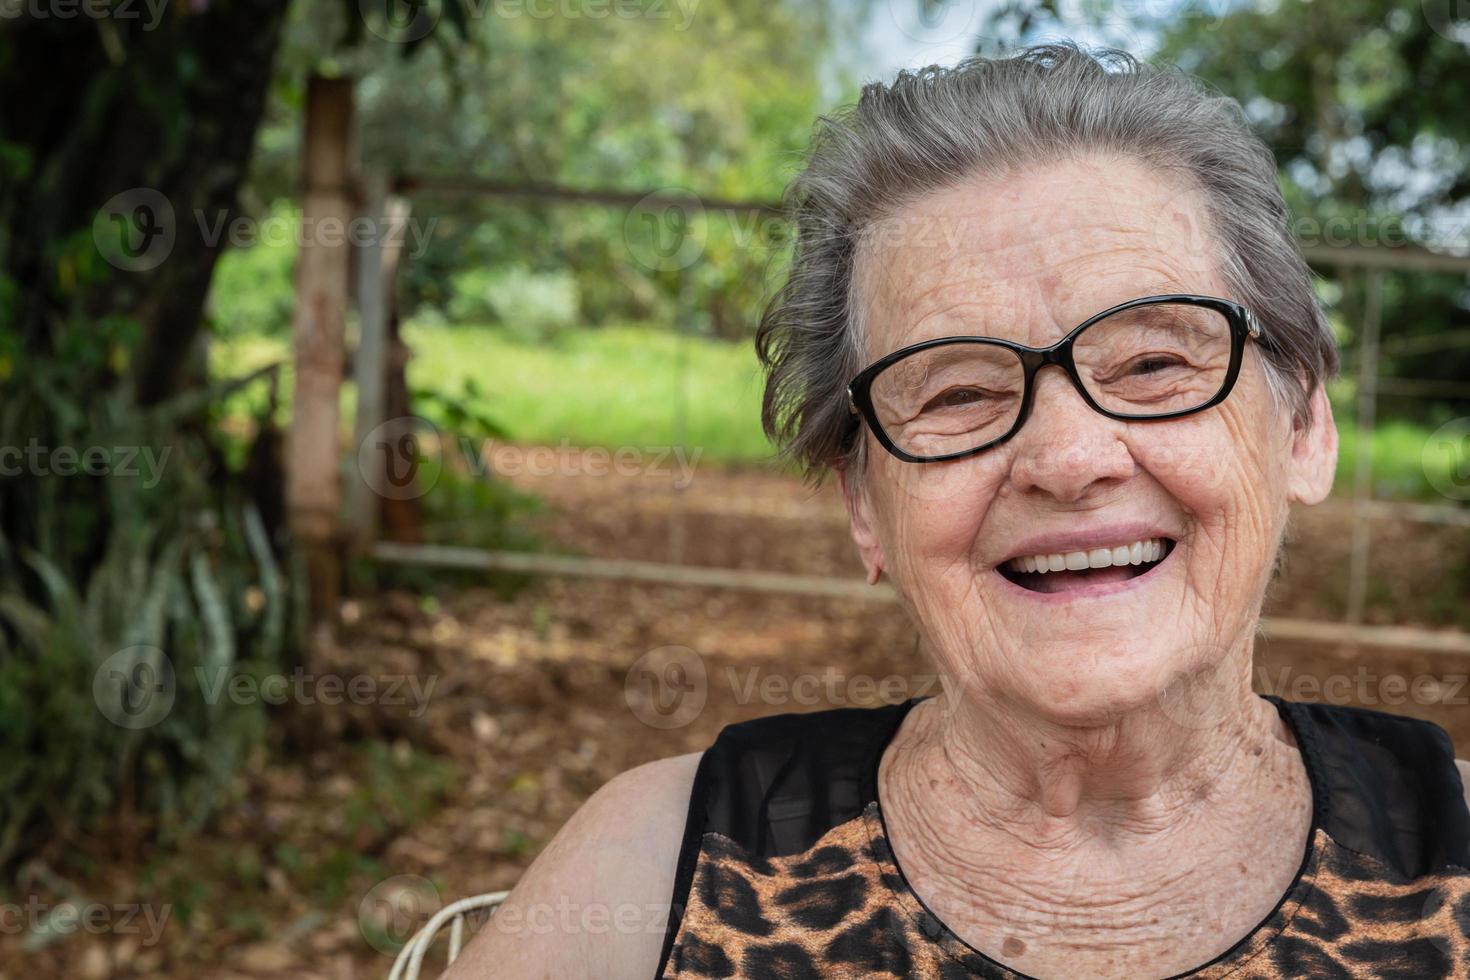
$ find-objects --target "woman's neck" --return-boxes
[877,660,1315,976]
[908,674,1296,839]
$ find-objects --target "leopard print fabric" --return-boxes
[660,802,1470,978]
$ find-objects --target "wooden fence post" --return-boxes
[286,74,354,635]
[1342,268,1384,653]
[377,196,426,545]
[347,168,389,551]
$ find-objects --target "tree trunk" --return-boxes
[0,0,291,405]
[0,0,292,581]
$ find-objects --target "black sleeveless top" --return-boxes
[657,696,1470,978]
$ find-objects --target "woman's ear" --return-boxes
[836,465,885,584]
[1287,382,1338,506]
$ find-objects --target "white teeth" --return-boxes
[1007,537,1171,575]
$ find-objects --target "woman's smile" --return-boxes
[996,534,1179,599]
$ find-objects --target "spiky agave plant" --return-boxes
[0,362,291,870]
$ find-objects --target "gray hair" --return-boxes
[756,42,1339,477]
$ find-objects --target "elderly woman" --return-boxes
[450,45,1470,978]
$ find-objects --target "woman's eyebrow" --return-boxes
[1133,280,1197,299]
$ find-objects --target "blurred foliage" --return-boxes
[445,265,581,343]
[0,358,289,869]
[205,200,300,340]
[220,0,857,340]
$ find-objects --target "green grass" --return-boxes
[211,321,774,464]
[1334,417,1453,501]
[403,321,773,463]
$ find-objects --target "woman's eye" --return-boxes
[924,387,986,412]
[1124,355,1186,377]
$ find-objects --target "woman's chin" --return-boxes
[1005,645,1206,729]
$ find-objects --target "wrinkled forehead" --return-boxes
[852,156,1224,361]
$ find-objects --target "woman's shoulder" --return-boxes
[1277,697,1470,875]
[1460,759,1470,814]
[441,752,702,980]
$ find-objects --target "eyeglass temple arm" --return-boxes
[1245,308,1262,339]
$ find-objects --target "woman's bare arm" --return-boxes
[1459,759,1470,814]
[442,752,702,980]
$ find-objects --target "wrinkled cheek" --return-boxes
[878,451,998,509]
[878,465,997,579]
[870,461,1000,656]
[1130,423,1240,491]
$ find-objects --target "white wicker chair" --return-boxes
[389,890,510,980]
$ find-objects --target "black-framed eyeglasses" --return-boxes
[847,294,1263,464]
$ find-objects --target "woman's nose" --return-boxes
[1006,365,1135,502]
